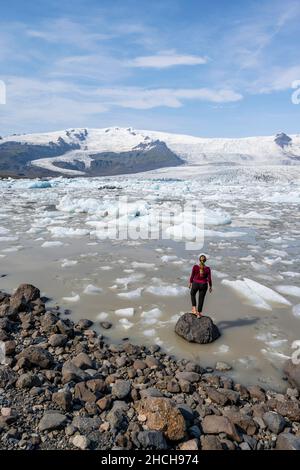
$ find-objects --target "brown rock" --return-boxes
[248,385,266,402]
[223,409,257,436]
[201,415,242,442]
[205,387,240,406]
[74,382,97,403]
[12,284,40,303]
[52,389,73,411]
[136,397,186,441]
[17,346,54,369]
[179,438,199,450]
[200,434,223,450]
[145,356,163,369]
[71,352,93,370]
[276,432,300,450]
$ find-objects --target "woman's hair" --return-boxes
[199,253,207,262]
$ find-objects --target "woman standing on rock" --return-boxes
[189,254,212,317]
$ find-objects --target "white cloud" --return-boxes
[128,52,208,68]
[249,65,300,93]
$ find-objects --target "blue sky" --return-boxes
[0,0,300,137]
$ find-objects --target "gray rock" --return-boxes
[283,360,300,391]
[71,352,93,370]
[276,432,300,450]
[52,389,73,411]
[76,319,93,330]
[49,334,68,348]
[18,346,54,369]
[176,371,200,383]
[72,434,91,450]
[72,416,101,434]
[38,412,67,431]
[140,388,163,398]
[263,411,285,434]
[137,431,167,449]
[62,360,89,383]
[100,322,112,330]
[215,362,232,372]
[0,366,17,388]
[16,373,41,389]
[175,313,220,344]
[111,380,131,399]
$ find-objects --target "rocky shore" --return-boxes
[1,284,300,451]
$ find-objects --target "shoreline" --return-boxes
[1,284,300,451]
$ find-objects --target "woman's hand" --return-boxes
[189,283,192,289]
[209,286,212,293]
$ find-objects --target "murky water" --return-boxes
[1,164,300,391]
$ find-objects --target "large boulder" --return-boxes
[175,313,220,344]
[283,359,300,391]
[136,397,186,441]
[11,284,40,304]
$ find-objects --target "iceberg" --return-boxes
[243,278,291,306]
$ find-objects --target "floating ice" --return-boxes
[292,304,300,318]
[275,285,300,298]
[145,284,189,297]
[161,255,178,262]
[0,236,18,242]
[221,279,272,310]
[100,266,112,270]
[131,261,155,269]
[61,259,78,268]
[29,181,52,189]
[83,284,103,295]
[49,226,89,238]
[96,312,109,321]
[141,307,162,319]
[62,293,80,302]
[0,227,10,235]
[117,288,143,299]
[42,241,64,248]
[143,329,156,337]
[115,307,135,317]
[115,273,145,288]
[243,278,291,306]
[281,272,300,278]
[119,318,134,329]
[250,261,269,272]
[215,344,230,354]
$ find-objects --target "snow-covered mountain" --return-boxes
[1,127,300,177]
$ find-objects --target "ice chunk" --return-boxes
[42,241,64,248]
[161,255,178,262]
[145,285,189,297]
[115,307,135,317]
[275,285,300,297]
[292,304,300,318]
[96,312,109,321]
[221,279,272,310]
[243,278,291,306]
[140,308,162,324]
[131,261,155,269]
[84,284,103,295]
[29,181,52,189]
[61,259,78,268]
[62,293,80,302]
[214,344,230,354]
[49,226,89,238]
[115,273,145,288]
[119,318,134,329]
[143,329,156,337]
[117,288,143,299]
[100,265,112,270]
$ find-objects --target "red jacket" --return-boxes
[190,265,212,287]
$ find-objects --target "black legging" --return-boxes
[191,282,208,312]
